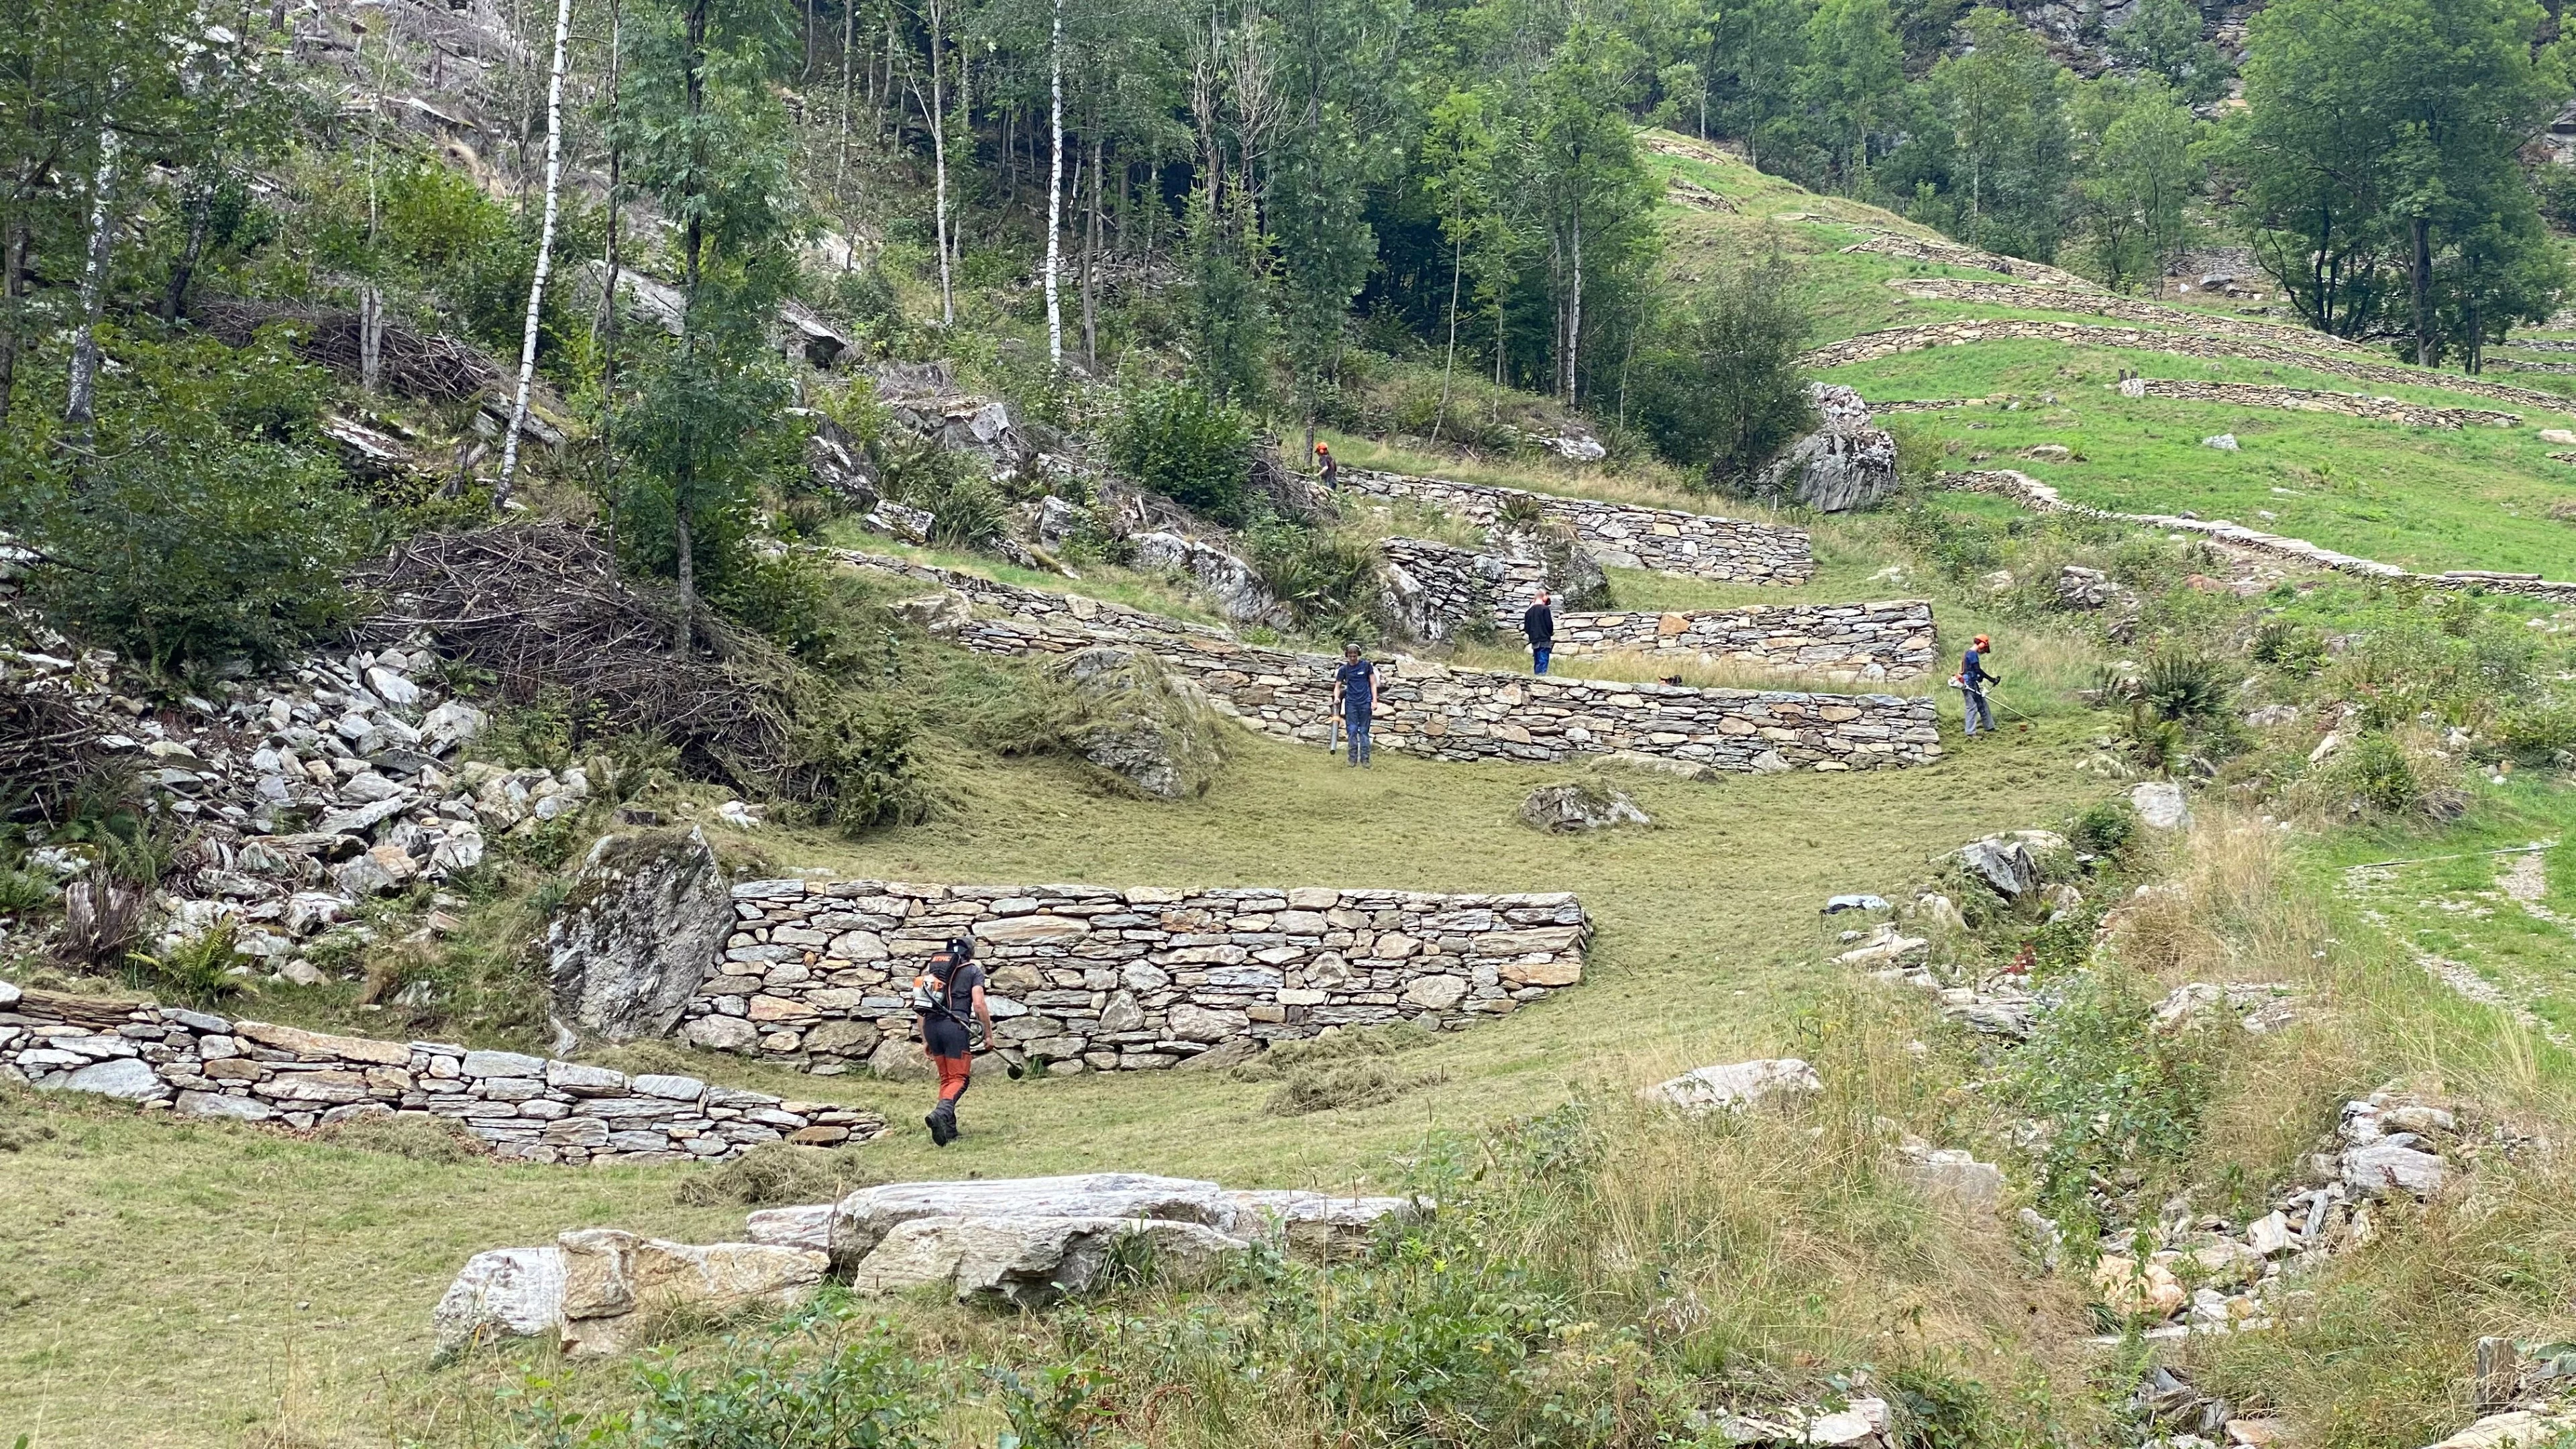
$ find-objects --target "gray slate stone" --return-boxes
[545,828,733,1043]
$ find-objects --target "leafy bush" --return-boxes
[536,1326,945,1448]
[879,444,1007,550]
[1107,380,1256,525]
[2066,800,2137,861]
[2334,734,2421,816]
[133,920,246,1004]
[5,328,369,672]
[2004,968,2218,1220]
[0,865,55,915]
[1630,258,1818,488]
[791,692,935,833]
[2249,619,2326,677]
[2493,694,2576,766]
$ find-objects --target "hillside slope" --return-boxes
[1642,131,2576,579]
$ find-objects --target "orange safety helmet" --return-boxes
[1973,635,1991,648]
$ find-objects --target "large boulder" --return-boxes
[545,828,733,1044]
[846,1214,1245,1309]
[431,1246,566,1358]
[557,1228,827,1356]
[867,362,1036,482]
[1640,1058,1823,1115]
[826,1172,1240,1271]
[791,408,880,509]
[1947,830,2071,903]
[1517,781,1651,833]
[1052,647,1227,800]
[1495,523,1611,612]
[1754,384,1900,513]
[1129,531,1285,625]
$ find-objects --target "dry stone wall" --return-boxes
[1805,319,2575,415]
[678,877,1591,1074]
[847,553,1942,771]
[1883,276,2385,358]
[1339,469,1814,584]
[0,983,882,1162]
[1373,541,1936,682]
[1841,233,2097,290]
[1947,470,2576,604]
[2115,378,2522,429]
[1550,600,1937,682]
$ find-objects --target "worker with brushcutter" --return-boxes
[1954,634,2000,737]
[913,936,996,1146]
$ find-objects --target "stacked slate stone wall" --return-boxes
[2114,378,2522,429]
[0,982,881,1162]
[1338,470,1814,584]
[1548,600,1938,682]
[844,553,1941,771]
[1803,319,2572,414]
[1945,470,2576,605]
[677,877,1590,1075]
[1377,536,1544,643]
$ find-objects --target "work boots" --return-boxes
[926,1101,957,1146]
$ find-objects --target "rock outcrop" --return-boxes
[1754,384,1901,513]
[433,1229,827,1358]
[1639,1057,1823,1114]
[1517,782,1651,833]
[545,828,734,1044]
[1128,531,1285,626]
[1051,647,1227,800]
[1340,469,1813,584]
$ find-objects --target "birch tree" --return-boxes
[499,0,578,502]
[1044,0,1063,368]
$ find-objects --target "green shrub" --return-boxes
[2066,800,2137,861]
[133,920,246,1005]
[0,866,55,914]
[1106,381,1255,525]
[791,692,935,833]
[2004,967,2218,1221]
[1630,256,1817,488]
[2249,619,2326,677]
[5,328,369,672]
[1244,522,1385,643]
[2335,734,2421,816]
[2493,695,2576,766]
[530,1325,945,1448]
[879,444,1007,550]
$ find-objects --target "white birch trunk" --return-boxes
[63,123,119,430]
[1043,0,1063,369]
[498,0,576,502]
[927,0,954,325]
[1566,205,1582,405]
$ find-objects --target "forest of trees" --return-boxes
[5,0,2576,668]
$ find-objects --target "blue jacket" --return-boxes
[1961,648,1990,686]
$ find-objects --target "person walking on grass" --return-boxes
[1955,634,2000,737]
[1523,590,1556,676]
[912,936,994,1146]
[1313,440,1339,490]
[1332,643,1377,767]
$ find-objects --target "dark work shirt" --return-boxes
[923,960,985,1022]
[1523,602,1555,645]
[1961,648,1989,686]
[1335,659,1375,712]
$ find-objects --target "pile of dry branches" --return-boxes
[0,689,99,814]
[351,524,825,797]
[194,296,501,402]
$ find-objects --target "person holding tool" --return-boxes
[1955,634,2000,737]
[1313,441,1339,490]
[912,936,995,1146]
[1332,643,1377,767]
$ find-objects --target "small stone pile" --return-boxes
[2087,1087,2493,1342]
[0,981,881,1162]
[0,606,598,980]
[436,1172,1422,1354]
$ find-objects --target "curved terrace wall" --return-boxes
[681,877,1591,1073]
[848,553,1941,771]
[0,982,881,1162]
[1339,469,1815,584]
[1804,319,2573,415]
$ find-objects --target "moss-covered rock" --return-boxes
[1050,647,1227,800]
